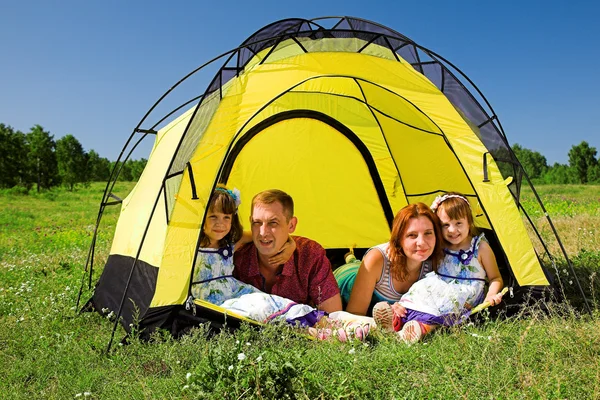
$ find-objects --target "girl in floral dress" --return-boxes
[191,186,371,339]
[190,185,297,314]
[373,192,504,343]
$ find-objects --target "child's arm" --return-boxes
[267,236,296,266]
[479,240,504,306]
[234,231,253,252]
[234,231,296,266]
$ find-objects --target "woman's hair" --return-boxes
[199,185,243,248]
[435,192,478,237]
[387,203,444,281]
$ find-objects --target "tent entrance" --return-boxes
[221,111,394,249]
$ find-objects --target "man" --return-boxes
[233,189,342,313]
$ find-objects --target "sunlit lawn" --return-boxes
[0,183,599,399]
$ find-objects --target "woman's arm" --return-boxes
[345,250,384,316]
[479,240,504,306]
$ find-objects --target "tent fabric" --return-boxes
[89,20,553,337]
[151,49,548,308]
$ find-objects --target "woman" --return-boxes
[339,203,444,316]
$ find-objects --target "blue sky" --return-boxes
[1,1,598,164]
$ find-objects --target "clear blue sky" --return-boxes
[1,1,599,164]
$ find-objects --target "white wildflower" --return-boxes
[84,393,91,397]
[256,355,263,362]
[246,342,251,346]
[237,353,246,361]
[348,348,356,354]
[236,340,240,344]
[186,372,192,381]
[569,280,573,285]
[228,365,234,371]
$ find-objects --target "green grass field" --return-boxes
[1,183,599,399]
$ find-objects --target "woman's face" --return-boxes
[400,216,436,266]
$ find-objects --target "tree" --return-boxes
[128,158,147,181]
[568,141,598,184]
[512,143,548,180]
[56,134,88,190]
[542,163,576,184]
[0,124,30,188]
[588,164,600,184]
[26,125,58,191]
[112,160,133,181]
[86,150,111,181]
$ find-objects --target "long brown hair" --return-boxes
[199,185,243,248]
[387,203,444,281]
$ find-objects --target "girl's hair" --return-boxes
[199,185,243,248]
[388,203,444,281]
[435,192,478,237]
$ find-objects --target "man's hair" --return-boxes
[251,189,294,221]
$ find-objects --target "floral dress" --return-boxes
[190,244,322,326]
[191,244,259,305]
[399,234,487,318]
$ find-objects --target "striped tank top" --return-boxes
[367,243,433,303]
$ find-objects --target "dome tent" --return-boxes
[78,17,588,349]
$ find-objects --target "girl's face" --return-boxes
[400,216,436,267]
[203,207,232,246]
[437,207,471,248]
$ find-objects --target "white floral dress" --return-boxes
[191,245,259,305]
[399,234,487,317]
[190,245,320,325]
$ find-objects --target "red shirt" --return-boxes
[233,236,339,307]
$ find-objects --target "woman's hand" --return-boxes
[268,236,296,266]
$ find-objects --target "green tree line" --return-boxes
[0,123,147,191]
[512,141,600,184]
[2,122,599,191]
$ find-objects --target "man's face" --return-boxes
[250,201,297,258]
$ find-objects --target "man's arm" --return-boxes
[318,293,342,313]
[305,240,342,313]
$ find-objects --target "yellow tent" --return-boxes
[84,17,565,343]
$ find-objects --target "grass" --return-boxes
[519,185,600,308]
[0,182,599,399]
